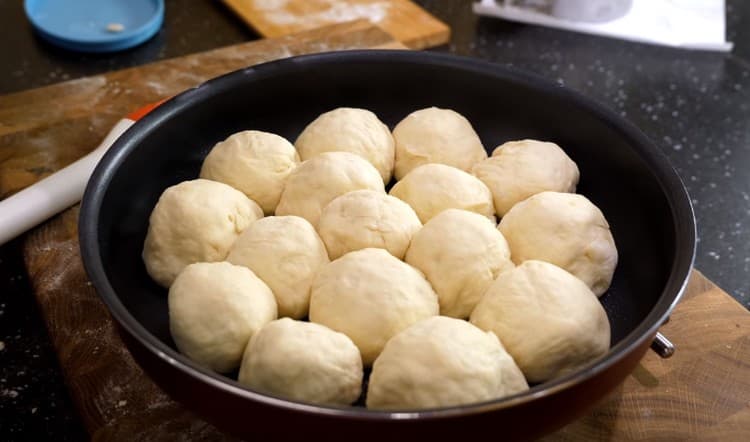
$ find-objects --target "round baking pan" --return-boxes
[79,51,695,439]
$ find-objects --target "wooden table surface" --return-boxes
[1,21,749,441]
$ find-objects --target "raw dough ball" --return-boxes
[200,130,300,214]
[498,191,618,296]
[238,318,363,405]
[275,152,385,227]
[169,262,277,373]
[295,108,395,183]
[393,107,487,180]
[226,216,329,319]
[317,189,422,260]
[405,209,514,318]
[143,179,264,287]
[309,248,439,365]
[472,139,580,217]
[366,316,528,410]
[390,163,495,223]
[470,260,610,382]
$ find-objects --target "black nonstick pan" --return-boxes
[79,51,695,440]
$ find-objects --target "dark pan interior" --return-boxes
[89,52,684,399]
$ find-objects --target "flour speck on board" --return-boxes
[254,0,391,26]
[2,389,19,398]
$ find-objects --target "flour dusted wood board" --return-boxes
[222,0,450,49]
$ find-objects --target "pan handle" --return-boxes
[650,332,675,358]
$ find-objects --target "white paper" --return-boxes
[474,0,733,52]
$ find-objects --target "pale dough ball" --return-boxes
[393,107,487,180]
[226,216,329,319]
[366,316,528,410]
[498,191,618,296]
[472,139,580,216]
[317,189,422,260]
[470,260,610,383]
[390,163,495,223]
[295,107,395,183]
[405,209,514,318]
[169,262,277,373]
[275,152,385,227]
[309,248,439,365]
[199,130,300,214]
[143,179,264,287]
[238,318,363,405]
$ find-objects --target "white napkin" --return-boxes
[474,0,733,52]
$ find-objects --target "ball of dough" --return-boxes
[143,179,264,287]
[226,216,329,319]
[275,152,385,227]
[389,163,495,223]
[498,191,618,296]
[470,260,610,382]
[405,209,514,318]
[238,318,363,405]
[317,189,422,260]
[309,248,439,365]
[366,316,528,410]
[393,107,487,180]
[472,139,579,216]
[295,108,395,183]
[169,262,277,373]
[199,130,300,214]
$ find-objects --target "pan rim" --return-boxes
[79,49,696,420]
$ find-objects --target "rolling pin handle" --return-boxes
[0,99,164,246]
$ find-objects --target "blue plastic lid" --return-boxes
[25,0,164,53]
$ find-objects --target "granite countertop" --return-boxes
[1,0,748,440]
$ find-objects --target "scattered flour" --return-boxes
[254,0,390,26]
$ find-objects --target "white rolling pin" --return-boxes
[0,101,163,246]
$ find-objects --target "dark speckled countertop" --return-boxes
[1,0,748,439]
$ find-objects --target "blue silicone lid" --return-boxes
[25,0,164,53]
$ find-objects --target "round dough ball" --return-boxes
[295,108,395,183]
[393,107,487,180]
[317,190,422,260]
[366,316,528,410]
[498,191,618,296]
[238,318,363,405]
[309,248,439,365]
[169,262,277,373]
[226,216,329,319]
[405,209,514,318]
[143,179,264,287]
[275,152,385,227]
[199,130,300,214]
[472,139,579,217]
[390,163,495,223]
[470,260,610,382]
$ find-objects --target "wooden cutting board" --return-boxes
[2,22,749,441]
[222,0,450,49]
